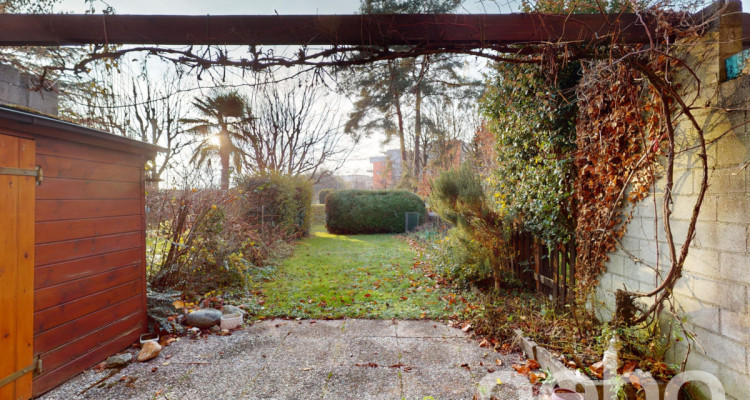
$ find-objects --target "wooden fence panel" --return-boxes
[508,229,576,305]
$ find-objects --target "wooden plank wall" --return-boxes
[31,137,147,396]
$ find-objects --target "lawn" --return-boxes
[253,225,460,319]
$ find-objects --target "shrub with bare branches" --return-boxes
[145,187,295,294]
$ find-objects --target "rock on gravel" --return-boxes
[137,340,162,362]
[221,304,247,317]
[184,308,222,328]
[104,353,132,368]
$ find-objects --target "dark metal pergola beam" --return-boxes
[0,13,651,47]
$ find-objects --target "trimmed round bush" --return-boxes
[326,190,426,234]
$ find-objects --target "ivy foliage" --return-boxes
[479,61,579,243]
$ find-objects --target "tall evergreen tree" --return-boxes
[343,0,476,187]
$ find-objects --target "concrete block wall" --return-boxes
[0,63,58,115]
[594,2,750,398]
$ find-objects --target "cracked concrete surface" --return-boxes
[39,319,541,400]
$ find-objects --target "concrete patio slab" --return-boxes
[38,319,541,400]
[335,336,402,367]
[394,320,466,338]
[341,319,397,337]
[322,366,402,400]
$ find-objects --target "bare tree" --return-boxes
[67,65,192,186]
[240,80,352,182]
[0,0,111,120]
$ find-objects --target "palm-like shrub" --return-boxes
[182,91,251,190]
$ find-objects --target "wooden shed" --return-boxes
[0,104,160,398]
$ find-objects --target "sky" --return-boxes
[54,0,496,180]
[60,0,361,14]
[53,0,750,181]
[58,0,508,15]
[56,0,750,16]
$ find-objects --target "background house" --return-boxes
[369,149,402,189]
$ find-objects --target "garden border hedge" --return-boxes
[325,190,426,234]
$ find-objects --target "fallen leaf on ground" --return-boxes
[172,300,184,309]
[302,367,313,371]
[621,361,637,374]
[355,362,378,368]
[388,363,412,371]
[495,358,503,366]
[512,364,530,376]
[479,338,490,348]
[461,323,472,332]
[461,363,471,371]
[528,371,546,385]
[590,361,604,379]
[512,359,541,377]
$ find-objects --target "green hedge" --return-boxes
[318,188,334,204]
[326,190,426,234]
[238,173,313,237]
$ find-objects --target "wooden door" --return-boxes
[0,134,35,400]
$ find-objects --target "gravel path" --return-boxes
[39,319,540,400]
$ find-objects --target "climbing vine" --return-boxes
[478,0,718,343]
[571,4,713,337]
[574,60,667,307]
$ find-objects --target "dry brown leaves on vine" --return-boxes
[574,60,666,303]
